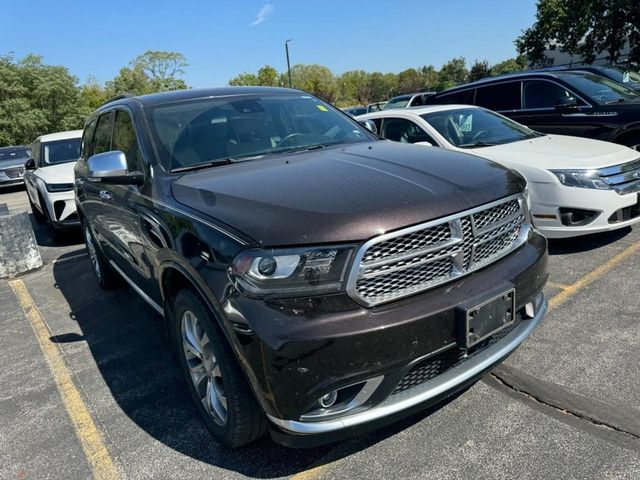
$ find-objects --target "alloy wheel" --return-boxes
[181,310,227,426]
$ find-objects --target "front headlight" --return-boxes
[550,170,609,190]
[230,245,354,298]
[45,182,74,192]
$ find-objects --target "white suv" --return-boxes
[24,130,82,241]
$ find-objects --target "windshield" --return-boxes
[421,107,542,148]
[601,67,640,91]
[559,72,640,104]
[383,97,411,110]
[42,138,81,165]
[146,94,374,171]
[0,147,30,162]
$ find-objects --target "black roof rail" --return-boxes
[101,93,134,106]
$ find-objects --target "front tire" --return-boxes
[29,197,46,223]
[83,222,121,290]
[169,289,267,448]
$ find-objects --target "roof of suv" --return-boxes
[105,86,306,108]
[433,70,593,95]
[36,130,83,143]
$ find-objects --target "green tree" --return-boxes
[338,70,377,105]
[490,54,528,76]
[438,57,468,90]
[257,65,280,86]
[288,64,338,102]
[420,65,440,91]
[132,50,188,91]
[0,53,85,145]
[105,65,153,96]
[228,72,260,86]
[396,68,423,94]
[468,60,491,82]
[516,0,640,66]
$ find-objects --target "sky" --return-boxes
[3,0,538,88]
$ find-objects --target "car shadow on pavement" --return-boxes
[51,252,461,478]
[547,227,632,255]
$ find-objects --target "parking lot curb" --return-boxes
[0,210,43,278]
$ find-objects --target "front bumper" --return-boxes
[219,230,548,445]
[530,182,640,238]
[270,293,546,445]
[0,169,24,187]
[43,189,80,227]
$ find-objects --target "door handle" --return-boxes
[99,190,112,200]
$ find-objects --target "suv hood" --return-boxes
[477,134,638,169]
[35,161,77,183]
[0,158,28,169]
[172,142,523,246]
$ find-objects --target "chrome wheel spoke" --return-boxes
[181,309,228,426]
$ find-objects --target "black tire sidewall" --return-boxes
[169,290,249,446]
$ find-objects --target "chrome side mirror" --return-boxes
[87,151,143,185]
[359,119,378,135]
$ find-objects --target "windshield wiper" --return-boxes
[605,98,627,104]
[282,144,327,154]
[458,141,497,148]
[171,158,237,173]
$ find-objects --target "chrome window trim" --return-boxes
[267,294,547,435]
[345,193,528,307]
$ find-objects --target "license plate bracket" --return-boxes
[462,289,515,349]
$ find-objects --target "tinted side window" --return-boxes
[81,118,97,159]
[381,118,437,144]
[91,112,113,155]
[431,89,475,105]
[112,110,143,171]
[475,82,521,111]
[523,80,585,109]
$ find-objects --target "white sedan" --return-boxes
[358,105,640,238]
[24,130,83,241]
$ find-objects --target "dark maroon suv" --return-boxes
[74,87,548,448]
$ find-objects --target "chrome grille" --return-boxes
[598,158,640,194]
[4,167,24,179]
[347,195,528,306]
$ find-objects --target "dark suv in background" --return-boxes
[427,71,640,150]
[75,87,548,447]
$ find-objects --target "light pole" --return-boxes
[285,39,293,88]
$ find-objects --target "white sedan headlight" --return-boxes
[550,170,609,190]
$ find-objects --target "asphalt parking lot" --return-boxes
[2,185,640,480]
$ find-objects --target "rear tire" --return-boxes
[83,222,121,290]
[169,289,267,448]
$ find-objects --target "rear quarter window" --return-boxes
[474,82,521,111]
[432,89,476,105]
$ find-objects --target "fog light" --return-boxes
[319,390,338,408]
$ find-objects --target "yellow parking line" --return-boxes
[291,465,330,480]
[549,241,640,312]
[546,281,571,290]
[9,279,121,480]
